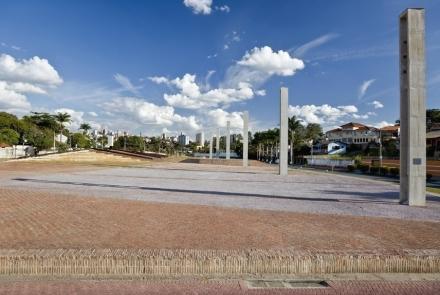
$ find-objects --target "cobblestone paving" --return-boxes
[0,279,439,295]
[1,162,439,221]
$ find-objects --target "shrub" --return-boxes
[359,163,370,173]
[390,167,399,177]
[347,165,355,172]
[379,166,390,176]
[370,166,380,175]
[353,155,362,166]
[57,143,69,153]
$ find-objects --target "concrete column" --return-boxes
[209,135,213,159]
[242,111,249,167]
[226,121,231,159]
[399,8,426,206]
[279,87,289,176]
[216,128,220,158]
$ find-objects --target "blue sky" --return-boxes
[0,0,439,137]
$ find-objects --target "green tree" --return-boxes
[427,109,440,131]
[0,128,20,145]
[0,112,20,131]
[21,124,54,152]
[70,132,91,149]
[79,123,92,135]
[288,116,303,164]
[23,112,58,130]
[54,112,71,133]
[305,123,323,143]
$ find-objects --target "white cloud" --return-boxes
[352,113,369,119]
[103,97,201,131]
[215,5,230,13]
[223,31,241,50]
[54,108,85,130]
[359,79,375,99]
[207,108,243,129]
[255,89,266,96]
[293,33,339,57]
[88,111,98,117]
[0,54,63,86]
[114,73,140,95]
[223,46,305,89]
[374,121,393,129]
[148,76,169,84]
[288,104,360,126]
[183,0,212,15]
[369,100,384,109]
[0,81,31,111]
[0,54,63,114]
[5,82,46,94]
[238,46,305,76]
[150,73,255,109]
[337,105,358,113]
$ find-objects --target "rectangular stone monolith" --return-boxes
[226,121,231,159]
[399,8,426,206]
[209,135,213,159]
[242,111,249,167]
[216,128,220,158]
[279,87,288,176]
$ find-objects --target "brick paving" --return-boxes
[0,187,439,250]
[0,279,439,295]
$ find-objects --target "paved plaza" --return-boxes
[1,155,440,222]
[0,152,439,291]
[0,152,439,252]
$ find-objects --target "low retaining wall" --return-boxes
[306,158,354,168]
[1,249,439,278]
[181,158,267,167]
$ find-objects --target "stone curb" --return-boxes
[1,249,439,278]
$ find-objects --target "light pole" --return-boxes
[379,129,383,167]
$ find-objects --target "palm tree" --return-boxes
[53,112,71,147]
[79,123,91,135]
[288,116,302,164]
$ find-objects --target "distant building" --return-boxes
[107,134,114,147]
[55,134,68,144]
[326,122,379,145]
[195,132,205,146]
[427,130,440,159]
[380,124,400,139]
[178,133,189,146]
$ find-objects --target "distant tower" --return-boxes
[279,87,288,176]
[399,8,426,206]
[242,112,249,167]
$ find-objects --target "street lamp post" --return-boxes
[379,129,383,167]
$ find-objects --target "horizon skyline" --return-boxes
[1,0,439,138]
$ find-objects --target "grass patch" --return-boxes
[427,187,440,195]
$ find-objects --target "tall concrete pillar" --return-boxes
[226,121,231,159]
[242,111,249,167]
[216,128,220,158]
[209,135,213,159]
[279,87,289,176]
[399,8,426,206]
